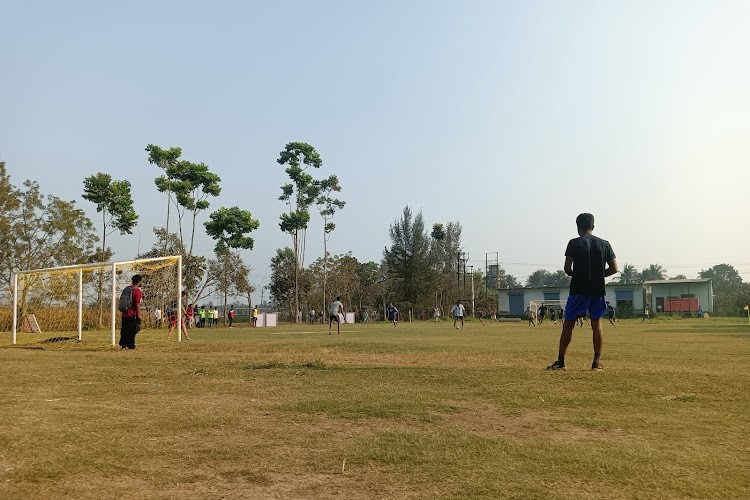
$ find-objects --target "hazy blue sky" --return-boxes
[2,0,749,289]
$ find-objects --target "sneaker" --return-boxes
[546,360,566,370]
[591,362,604,371]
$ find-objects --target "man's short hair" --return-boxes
[336,296,341,301]
[576,213,595,232]
[132,274,143,284]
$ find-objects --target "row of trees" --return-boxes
[268,206,466,319]
[2,140,345,325]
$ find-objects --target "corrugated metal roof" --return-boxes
[642,279,711,284]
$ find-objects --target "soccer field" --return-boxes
[1,319,748,499]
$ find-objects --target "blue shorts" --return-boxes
[564,295,606,321]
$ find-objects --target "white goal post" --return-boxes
[529,300,564,317]
[10,256,182,347]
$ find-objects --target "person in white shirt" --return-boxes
[328,297,345,335]
[451,301,466,329]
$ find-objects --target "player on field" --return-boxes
[547,213,618,371]
[526,306,536,326]
[606,302,616,327]
[387,303,399,328]
[328,296,345,335]
[452,300,466,329]
[641,306,653,323]
[537,304,547,324]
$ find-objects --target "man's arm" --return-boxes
[135,292,142,321]
[604,258,619,278]
[564,256,574,277]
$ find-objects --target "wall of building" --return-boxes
[646,281,713,312]
[498,284,645,316]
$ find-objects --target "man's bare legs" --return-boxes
[550,318,603,370]
[556,319,576,360]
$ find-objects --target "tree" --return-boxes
[138,228,211,302]
[82,172,138,325]
[204,206,260,321]
[699,264,743,296]
[269,247,308,319]
[642,264,667,282]
[547,270,571,287]
[0,168,97,302]
[155,159,221,255]
[277,142,323,322]
[502,273,521,289]
[233,264,255,323]
[146,144,182,253]
[429,221,462,307]
[526,269,551,288]
[383,206,433,312]
[208,251,252,325]
[618,264,642,284]
[314,174,345,314]
[714,282,750,317]
[672,274,688,280]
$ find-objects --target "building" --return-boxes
[643,279,713,313]
[497,279,713,317]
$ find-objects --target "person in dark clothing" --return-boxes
[547,213,618,371]
[119,275,143,350]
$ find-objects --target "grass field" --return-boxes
[1,318,748,499]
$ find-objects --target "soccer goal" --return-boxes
[7,256,182,347]
[529,300,564,319]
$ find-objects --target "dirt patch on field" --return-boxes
[443,402,641,444]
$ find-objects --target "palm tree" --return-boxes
[641,264,667,282]
[618,264,642,284]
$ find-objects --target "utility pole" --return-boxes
[468,265,475,316]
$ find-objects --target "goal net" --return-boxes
[529,300,564,319]
[4,256,182,348]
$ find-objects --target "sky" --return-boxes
[2,0,749,291]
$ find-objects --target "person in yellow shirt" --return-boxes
[252,306,259,327]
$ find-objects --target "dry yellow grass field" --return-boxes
[1,318,748,499]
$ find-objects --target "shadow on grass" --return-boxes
[245,359,328,370]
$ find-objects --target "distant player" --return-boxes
[452,301,465,329]
[550,307,558,325]
[328,296,345,335]
[489,307,500,323]
[547,213,618,371]
[387,303,399,328]
[476,307,486,326]
[641,306,652,323]
[434,305,442,323]
[606,302,616,327]
[526,306,536,327]
[537,304,547,324]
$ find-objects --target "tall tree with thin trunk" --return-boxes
[204,206,260,322]
[277,142,322,322]
[314,174,345,314]
[82,173,138,326]
[146,145,182,254]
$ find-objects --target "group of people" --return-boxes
[119,285,262,349]
[121,212,620,372]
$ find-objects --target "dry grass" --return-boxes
[1,318,749,499]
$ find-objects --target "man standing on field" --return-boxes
[547,213,618,371]
[328,296,345,335]
[119,274,143,350]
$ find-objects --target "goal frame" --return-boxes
[12,255,182,346]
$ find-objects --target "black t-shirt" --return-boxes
[565,235,615,297]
